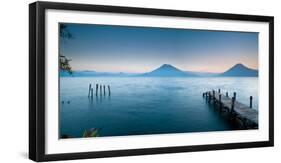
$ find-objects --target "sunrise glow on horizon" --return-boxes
[60,23,258,73]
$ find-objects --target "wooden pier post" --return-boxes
[219,94,222,110]
[231,97,235,112]
[96,84,98,96]
[218,89,221,93]
[226,92,228,97]
[91,88,93,98]
[233,92,236,100]
[108,85,111,96]
[212,90,215,101]
[250,96,253,108]
[100,85,102,96]
[88,84,91,97]
[208,92,211,103]
[103,85,106,95]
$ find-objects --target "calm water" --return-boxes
[60,77,258,138]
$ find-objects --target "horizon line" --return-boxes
[70,63,258,74]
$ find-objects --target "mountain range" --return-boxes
[61,63,258,77]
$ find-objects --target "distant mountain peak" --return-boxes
[232,63,247,68]
[229,63,255,71]
[161,64,173,67]
[221,63,258,77]
[234,63,243,66]
[158,64,181,70]
[141,64,196,77]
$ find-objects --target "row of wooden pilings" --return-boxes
[203,89,253,109]
[88,83,111,97]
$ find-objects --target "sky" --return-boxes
[59,23,258,73]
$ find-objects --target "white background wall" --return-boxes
[0,0,280,162]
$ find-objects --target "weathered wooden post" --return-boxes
[103,85,106,95]
[108,85,111,96]
[231,97,235,112]
[218,89,221,93]
[91,88,94,98]
[219,94,222,109]
[96,84,98,96]
[208,92,211,103]
[88,84,91,97]
[212,90,215,103]
[202,92,205,97]
[233,92,236,100]
[226,92,228,97]
[100,85,102,96]
[250,96,253,108]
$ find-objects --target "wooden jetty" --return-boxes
[203,90,258,129]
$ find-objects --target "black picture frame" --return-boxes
[29,1,274,162]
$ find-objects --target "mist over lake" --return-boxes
[60,76,258,138]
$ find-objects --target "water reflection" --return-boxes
[88,93,111,107]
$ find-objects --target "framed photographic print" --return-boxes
[29,1,274,162]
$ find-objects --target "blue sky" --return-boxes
[59,23,258,73]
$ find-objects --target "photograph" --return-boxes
[28,1,274,161]
[59,23,259,139]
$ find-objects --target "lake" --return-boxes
[59,77,258,138]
